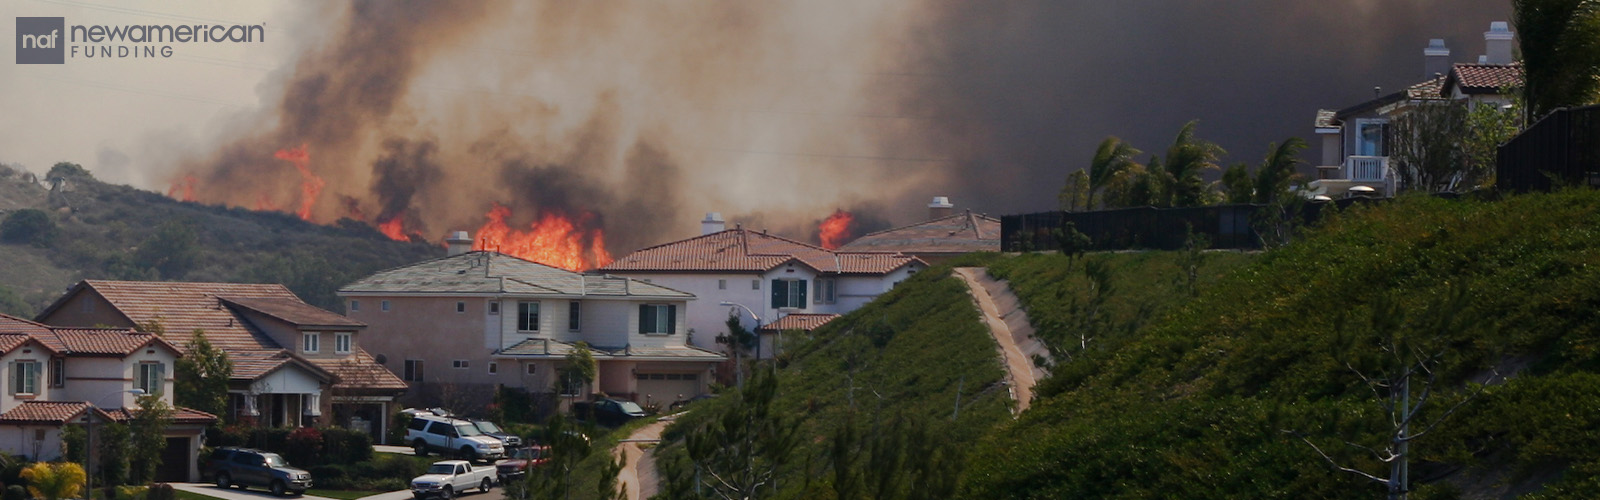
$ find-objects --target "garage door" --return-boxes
[156,437,190,483]
[635,373,701,404]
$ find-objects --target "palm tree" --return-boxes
[1514,0,1600,120]
[1162,121,1225,207]
[1085,137,1142,210]
[1252,138,1307,204]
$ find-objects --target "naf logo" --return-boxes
[16,17,65,64]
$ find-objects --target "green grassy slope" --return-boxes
[962,190,1600,499]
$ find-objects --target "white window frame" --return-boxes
[489,301,500,315]
[456,301,466,313]
[349,300,360,312]
[518,301,540,332]
[136,361,163,396]
[487,362,498,375]
[568,301,582,332]
[49,358,64,388]
[813,278,837,305]
[303,332,320,353]
[12,360,40,396]
[642,304,674,334]
[334,333,352,354]
[1354,118,1388,157]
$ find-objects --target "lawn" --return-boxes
[173,490,229,500]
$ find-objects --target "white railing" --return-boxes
[1346,156,1388,181]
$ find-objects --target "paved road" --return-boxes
[953,267,1052,414]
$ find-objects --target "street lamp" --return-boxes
[87,388,144,499]
[719,302,761,389]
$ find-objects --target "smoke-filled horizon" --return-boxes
[158,0,1511,256]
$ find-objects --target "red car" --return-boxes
[494,446,550,483]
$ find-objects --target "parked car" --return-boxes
[669,393,718,411]
[407,414,506,463]
[469,420,522,448]
[411,460,495,499]
[571,398,647,427]
[206,447,313,496]
[494,446,551,483]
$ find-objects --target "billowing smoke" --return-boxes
[165,0,1512,257]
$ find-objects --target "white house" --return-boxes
[601,214,926,359]
[0,313,215,482]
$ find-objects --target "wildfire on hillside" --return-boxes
[818,210,855,249]
[167,175,198,202]
[472,202,613,271]
[378,216,409,241]
[273,145,324,222]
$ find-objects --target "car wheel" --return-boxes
[271,480,287,496]
[441,486,454,500]
[479,478,492,493]
[459,446,478,463]
[414,440,429,457]
[215,473,232,489]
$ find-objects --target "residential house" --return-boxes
[0,313,215,482]
[602,216,925,359]
[35,281,407,442]
[839,197,1001,265]
[1308,22,1523,199]
[338,246,724,411]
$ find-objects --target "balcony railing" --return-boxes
[1347,156,1388,181]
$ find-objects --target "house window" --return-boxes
[568,302,582,331]
[349,300,360,312]
[456,302,466,313]
[453,360,469,369]
[1356,118,1388,156]
[49,358,64,388]
[559,373,583,396]
[718,279,727,290]
[335,333,352,354]
[752,280,761,290]
[489,302,500,315]
[136,362,164,395]
[303,333,320,353]
[525,363,537,375]
[487,362,498,375]
[639,304,677,334]
[813,278,837,305]
[381,300,391,312]
[11,360,39,395]
[771,279,808,309]
[403,359,425,382]
[518,301,540,332]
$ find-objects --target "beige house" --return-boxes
[0,313,215,482]
[339,249,724,412]
[36,281,407,442]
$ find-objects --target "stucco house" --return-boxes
[601,215,925,360]
[0,313,215,482]
[1308,22,1522,199]
[338,247,725,412]
[35,281,407,442]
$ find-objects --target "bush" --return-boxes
[146,484,173,500]
[284,427,324,467]
[0,209,56,247]
[4,485,26,500]
[389,413,413,445]
[319,428,373,465]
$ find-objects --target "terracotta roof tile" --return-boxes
[1406,75,1448,100]
[221,297,365,329]
[0,315,52,335]
[0,401,110,424]
[307,349,408,392]
[105,406,218,425]
[603,229,920,275]
[839,211,1001,255]
[72,281,297,352]
[52,328,178,357]
[757,313,840,332]
[1447,63,1523,94]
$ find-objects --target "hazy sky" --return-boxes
[2,0,1515,243]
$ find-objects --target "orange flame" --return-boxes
[378,216,408,241]
[819,210,855,249]
[472,203,613,271]
[166,175,198,202]
[254,194,280,212]
[273,145,323,222]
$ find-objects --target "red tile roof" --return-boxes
[839,211,1002,256]
[602,229,920,275]
[221,297,365,329]
[105,406,218,425]
[308,349,408,392]
[51,328,179,357]
[1406,75,1448,100]
[756,313,840,332]
[56,281,296,352]
[0,315,52,335]
[0,401,111,425]
[229,349,335,382]
[1446,63,1523,95]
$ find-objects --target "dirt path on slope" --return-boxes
[953,267,1052,414]
[616,415,674,499]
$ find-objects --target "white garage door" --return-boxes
[636,373,701,404]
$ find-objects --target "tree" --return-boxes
[63,425,87,463]
[1463,97,1524,189]
[560,342,597,403]
[1058,170,1090,212]
[675,368,799,499]
[1052,222,1092,263]
[508,415,602,500]
[1252,138,1307,204]
[0,209,57,247]
[1085,137,1141,210]
[175,330,232,420]
[1513,0,1600,120]
[128,394,173,484]
[1161,121,1225,207]
[97,422,130,486]
[0,286,31,318]
[133,221,199,280]
[20,462,85,500]
[46,162,91,180]
[1220,163,1255,204]
[1391,102,1470,193]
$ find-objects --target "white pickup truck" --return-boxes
[411,460,496,499]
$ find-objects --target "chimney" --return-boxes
[1484,21,1513,65]
[1424,38,1451,79]
[928,196,954,220]
[701,212,726,235]
[445,231,473,257]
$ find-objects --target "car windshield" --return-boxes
[262,454,286,467]
[455,424,482,436]
[475,421,503,434]
[618,401,645,414]
[427,464,455,475]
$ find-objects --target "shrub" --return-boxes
[389,413,413,445]
[5,485,26,500]
[317,428,372,465]
[113,485,146,500]
[20,462,84,500]
[0,209,56,247]
[284,427,324,466]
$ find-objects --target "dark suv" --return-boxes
[571,398,647,427]
[207,447,312,496]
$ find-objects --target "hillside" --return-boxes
[0,164,441,315]
[962,190,1600,499]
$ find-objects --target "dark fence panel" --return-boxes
[1498,104,1600,193]
[1002,199,1371,252]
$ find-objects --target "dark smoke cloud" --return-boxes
[370,138,443,222]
